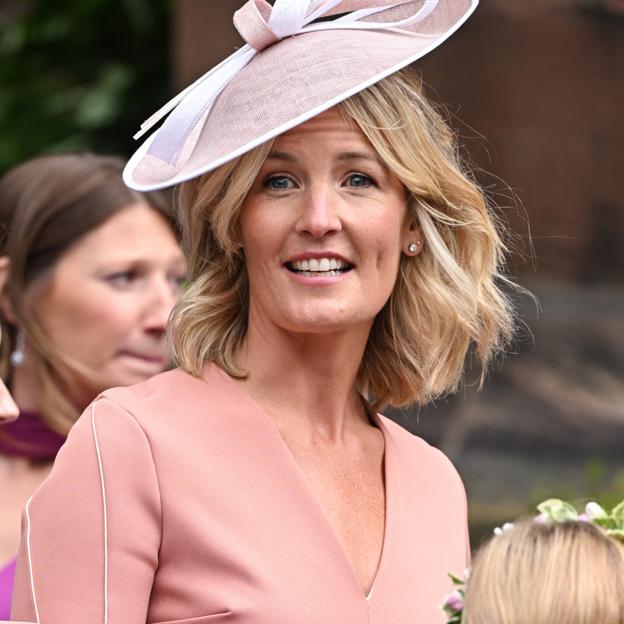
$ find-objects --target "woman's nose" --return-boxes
[144,277,177,333]
[294,187,342,238]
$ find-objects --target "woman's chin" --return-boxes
[277,308,373,335]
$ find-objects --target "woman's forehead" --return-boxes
[271,107,376,157]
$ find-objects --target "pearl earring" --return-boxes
[408,241,422,254]
[10,327,25,368]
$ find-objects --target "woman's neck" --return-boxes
[238,318,373,442]
[10,355,91,416]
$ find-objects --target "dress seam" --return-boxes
[96,395,164,553]
[91,403,109,624]
[24,496,40,624]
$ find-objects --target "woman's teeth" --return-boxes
[288,257,352,276]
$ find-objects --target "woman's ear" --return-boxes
[401,220,424,257]
[0,256,18,324]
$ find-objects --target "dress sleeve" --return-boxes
[11,397,162,624]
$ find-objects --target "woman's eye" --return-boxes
[263,175,295,191]
[168,274,187,291]
[105,271,136,289]
[346,173,374,188]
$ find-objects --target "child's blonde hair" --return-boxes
[463,519,624,624]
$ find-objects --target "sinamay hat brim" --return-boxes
[124,0,478,191]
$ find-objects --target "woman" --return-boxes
[0,153,186,620]
[12,2,513,623]
[459,501,624,624]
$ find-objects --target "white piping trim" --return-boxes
[24,497,40,624]
[91,404,109,624]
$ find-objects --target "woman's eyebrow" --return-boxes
[337,151,377,162]
[338,151,387,170]
[265,150,386,169]
[266,151,296,162]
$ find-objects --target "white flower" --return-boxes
[493,522,514,536]
[585,502,607,519]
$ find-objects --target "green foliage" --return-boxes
[0,0,171,173]
[530,458,624,511]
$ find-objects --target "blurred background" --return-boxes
[1,0,623,544]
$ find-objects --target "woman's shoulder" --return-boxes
[376,414,463,484]
[376,412,439,453]
[101,366,203,407]
[91,364,233,431]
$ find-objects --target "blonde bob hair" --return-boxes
[171,69,514,409]
[463,519,624,624]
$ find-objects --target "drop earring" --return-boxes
[10,327,25,368]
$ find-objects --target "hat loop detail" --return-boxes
[234,0,280,52]
[132,0,445,170]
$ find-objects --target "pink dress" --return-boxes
[11,364,469,624]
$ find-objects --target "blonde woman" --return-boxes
[462,506,624,624]
[12,2,514,623]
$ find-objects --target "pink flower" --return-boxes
[445,590,464,612]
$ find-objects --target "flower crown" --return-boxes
[442,498,624,624]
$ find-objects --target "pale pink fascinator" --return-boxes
[123,0,478,191]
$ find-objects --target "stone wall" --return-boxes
[416,2,624,281]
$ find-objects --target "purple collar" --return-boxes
[0,409,66,460]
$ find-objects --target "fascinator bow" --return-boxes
[135,0,440,166]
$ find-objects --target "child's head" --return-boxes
[463,518,624,624]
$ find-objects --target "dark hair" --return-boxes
[0,152,178,433]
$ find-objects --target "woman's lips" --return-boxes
[284,251,354,266]
[119,351,166,365]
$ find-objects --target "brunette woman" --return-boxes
[0,153,186,618]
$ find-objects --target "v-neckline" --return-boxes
[212,365,393,602]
